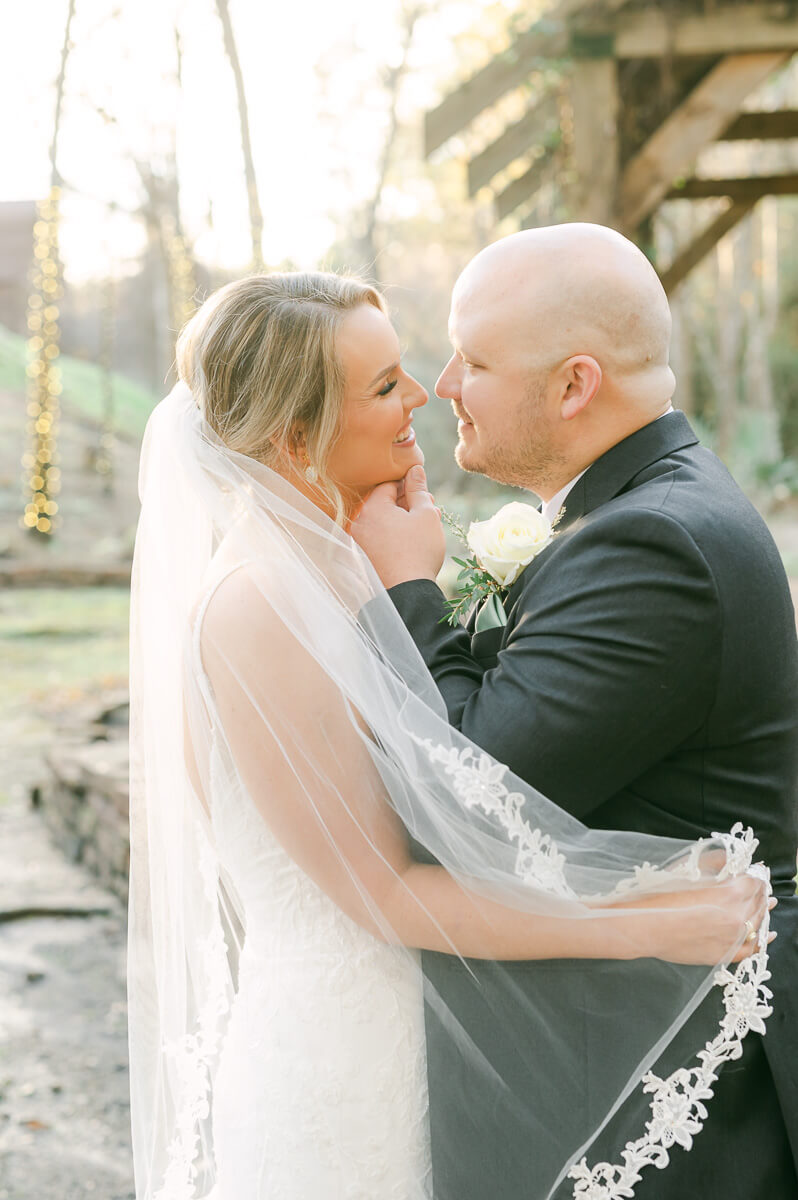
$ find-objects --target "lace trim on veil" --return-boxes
[568,857,772,1200]
[410,737,773,1200]
[154,834,231,1200]
[151,577,241,1200]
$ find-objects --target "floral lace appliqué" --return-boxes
[153,832,232,1200]
[411,731,774,1200]
[410,738,575,900]
[568,836,772,1199]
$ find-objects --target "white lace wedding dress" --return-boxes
[194,585,433,1200]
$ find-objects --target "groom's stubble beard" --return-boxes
[454,373,566,494]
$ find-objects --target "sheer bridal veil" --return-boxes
[128,382,772,1200]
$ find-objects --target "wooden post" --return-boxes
[568,58,619,224]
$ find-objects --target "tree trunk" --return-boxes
[215,0,265,270]
[670,292,694,414]
[743,199,782,464]
[358,3,425,283]
[715,229,742,460]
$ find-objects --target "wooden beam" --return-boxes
[667,173,798,200]
[494,146,559,220]
[423,0,625,155]
[719,109,798,140]
[674,173,798,201]
[424,28,566,156]
[616,4,798,58]
[621,53,787,231]
[467,95,560,195]
[569,58,619,224]
[660,200,756,294]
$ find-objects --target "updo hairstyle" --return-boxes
[176,272,386,521]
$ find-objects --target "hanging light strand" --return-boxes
[95,271,116,492]
[22,186,63,537]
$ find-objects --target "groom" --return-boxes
[352,224,798,1199]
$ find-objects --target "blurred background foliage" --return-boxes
[0,0,796,574]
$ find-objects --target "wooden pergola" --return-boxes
[425,0,798,291]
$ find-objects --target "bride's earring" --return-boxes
[304,462,318,484]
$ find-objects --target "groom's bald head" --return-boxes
[438,223,676,497]
[454,223,672,380]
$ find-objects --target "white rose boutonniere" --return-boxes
[441,501,560,627]
[467,502,555,587]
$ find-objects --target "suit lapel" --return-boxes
[502,411,700,611]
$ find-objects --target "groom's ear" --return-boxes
[559,355,601,421]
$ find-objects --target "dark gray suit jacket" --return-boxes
[389,412,798,1199]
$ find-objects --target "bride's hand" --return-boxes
[351,466,445,588]
[630,874,776,965]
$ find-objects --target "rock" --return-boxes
[36,738,130,904]
[0,561,132,588]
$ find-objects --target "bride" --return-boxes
[128,272,773,1200]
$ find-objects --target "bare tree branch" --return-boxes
[359,2,427,283]
[51,0,77,187]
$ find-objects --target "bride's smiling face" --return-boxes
[326,304,428,501]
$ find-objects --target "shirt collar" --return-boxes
[540,405,675,524]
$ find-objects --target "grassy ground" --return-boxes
[0,323,156,441]
[0,588,129,799]
[0,320,150,564]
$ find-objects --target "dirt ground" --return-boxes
[0,584,133,1200]
[0,790,133,1200]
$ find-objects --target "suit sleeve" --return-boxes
[388,510,722,819]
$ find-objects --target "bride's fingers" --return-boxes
[730,930,776,963]
[752,889,776,920]
[747,895,770,931]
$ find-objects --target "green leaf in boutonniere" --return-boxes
[439,548,505,628]
[439,501,557,628]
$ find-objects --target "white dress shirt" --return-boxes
[540,405,675,524]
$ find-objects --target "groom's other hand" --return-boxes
[351,465,446,588]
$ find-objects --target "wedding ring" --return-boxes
[743,920,757,944]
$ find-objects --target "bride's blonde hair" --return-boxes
[176,272,386,522]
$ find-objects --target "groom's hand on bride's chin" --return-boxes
[351,466,446,588]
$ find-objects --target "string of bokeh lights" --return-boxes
[22,185,63,536]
